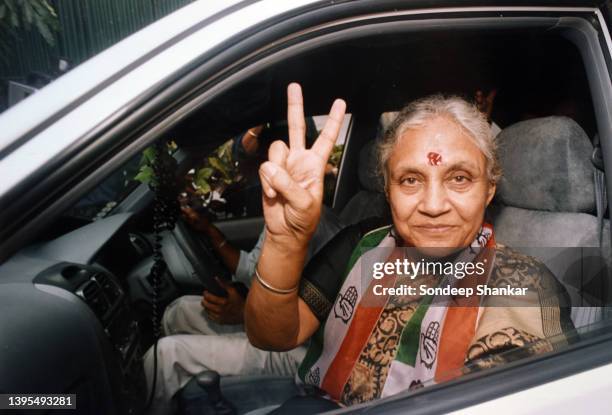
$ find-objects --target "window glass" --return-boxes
[66,153,142,221]
[65,142,179,222]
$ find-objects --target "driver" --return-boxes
[245,84,574,410]
[143,134,342,415]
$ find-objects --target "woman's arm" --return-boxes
[244,83,346,351]
[246,239,320,350]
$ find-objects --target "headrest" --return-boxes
[496,116,595,213]
[358,140,383,192]
[358,112,400,192]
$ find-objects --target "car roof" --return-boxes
[0,0,605,154]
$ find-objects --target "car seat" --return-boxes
[338,140,389,225]
[489,116,610,327]
[339,114,395,225]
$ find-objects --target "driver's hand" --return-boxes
[201,278,245,325]
[181,206,211,233]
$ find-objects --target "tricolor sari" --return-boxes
[297,222,573,406]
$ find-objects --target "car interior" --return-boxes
[1,9,611,415]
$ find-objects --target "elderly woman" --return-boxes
[245,84,573,408]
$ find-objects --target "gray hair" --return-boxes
[377,95,502,187]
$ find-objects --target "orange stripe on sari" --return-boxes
[321,250,401,400]
[435,237,496,382]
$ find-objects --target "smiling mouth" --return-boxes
[415,225,456,233]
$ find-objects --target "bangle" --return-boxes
[255,265,298,294]
[246,129,259,138]
[217,239,227,249]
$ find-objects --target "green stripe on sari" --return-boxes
[395,294,434,366]
[298,225,391,381]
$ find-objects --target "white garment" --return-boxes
[144,295,306,415]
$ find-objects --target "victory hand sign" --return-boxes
[258,83,346,249]
[245,84,345,350]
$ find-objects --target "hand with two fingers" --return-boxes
[258,83,347,250]
[201,277,245,325]
[245,84,346,349]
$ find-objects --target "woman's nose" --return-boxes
[418,182,450,217]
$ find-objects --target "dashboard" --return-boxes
[0,211,211,414]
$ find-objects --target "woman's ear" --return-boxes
[485,181,496,206]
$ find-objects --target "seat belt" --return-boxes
[591,134,607,247]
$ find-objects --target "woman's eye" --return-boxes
[401,177,418,185]
[450,175,472,187]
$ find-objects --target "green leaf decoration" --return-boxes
[329,144,344,166]
[143,147,156,163]
[194,178,211,195]
[196,167,213,181]
[208,156,230,180]
[134,165,154,184]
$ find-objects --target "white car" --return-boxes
[0,1,611,414]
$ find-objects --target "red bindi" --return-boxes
[427,152,442,166]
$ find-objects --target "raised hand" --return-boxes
[259,83,346,248]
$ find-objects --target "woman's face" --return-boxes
[386,116,495,250]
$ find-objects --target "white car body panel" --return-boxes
[451,363,612,414]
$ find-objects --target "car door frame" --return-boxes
[1,2,612,412]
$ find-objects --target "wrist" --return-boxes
[258,235,307,284]
[264,232,309,257]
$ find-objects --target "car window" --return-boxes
[65,153,142,221]
[65,142,179,222]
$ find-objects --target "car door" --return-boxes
[1,1,612,414]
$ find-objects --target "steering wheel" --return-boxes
[171,218,229,297]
